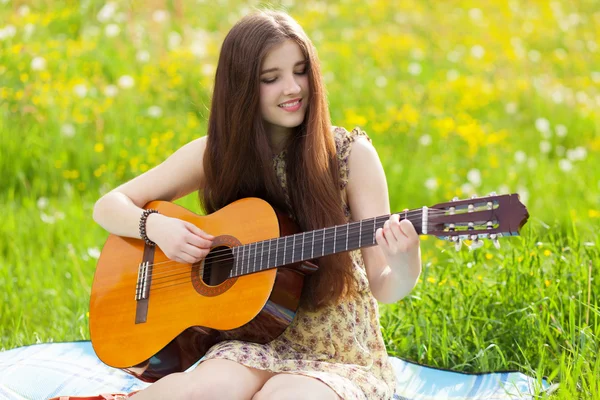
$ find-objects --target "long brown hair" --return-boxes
[201,10,356,310]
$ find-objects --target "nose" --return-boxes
[283,74,301,96]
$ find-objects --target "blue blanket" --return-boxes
[0,342,550,399]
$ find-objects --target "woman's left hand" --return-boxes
[374,213,421,274]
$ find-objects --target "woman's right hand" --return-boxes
[145,213,214,264]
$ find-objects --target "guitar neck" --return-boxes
[229,208,426,277]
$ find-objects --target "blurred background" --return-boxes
[1,0,598,397]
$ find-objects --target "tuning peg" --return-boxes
[489,233,500,249]
[469,239,484,250]
[488,191,497,196]
[455,238,462,251]
[452,196,460,202]
[471,194,478,199]
[450,236,462,251]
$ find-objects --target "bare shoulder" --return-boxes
[111,136,208,207]
[345,136,390,220]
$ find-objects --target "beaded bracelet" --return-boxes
[139,209,159,246]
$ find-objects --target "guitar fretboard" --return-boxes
[229,212,424,277]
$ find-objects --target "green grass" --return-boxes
[1,0,599,398]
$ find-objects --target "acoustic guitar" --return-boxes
[89,193,529,382]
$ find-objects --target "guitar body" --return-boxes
[89,198,315,382]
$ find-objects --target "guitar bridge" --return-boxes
[135,243,155,324]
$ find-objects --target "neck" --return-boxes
[228,209,427,278]
[265,123,293,154]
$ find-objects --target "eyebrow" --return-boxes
[260,60,308,75]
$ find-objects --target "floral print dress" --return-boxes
[200,126,396,399]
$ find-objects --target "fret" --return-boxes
[267,239,271,269]
[335,224,347,253]
[301,232,305,261]
[232,247,238,276]
[347,221,360,251]
[259,240,263,272]
[359,220,362,247]
[283,236,288,265]
[311,230,315,259]
[345,223,349,251]
[275,237,280,267]
[292,235,296,263]
[333,225,337,253]
[323,226,335,256]
[251,242,255,273]
[244,244,249,275]
[321,228,325,257]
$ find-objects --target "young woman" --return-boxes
[93,9,421,400]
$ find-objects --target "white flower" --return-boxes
[375,76,387,88]
[31,56,46,71]
[147,105,162,118]
[552,90,564,104]
[424,178,438,190]
[87,247,101,259]
[18,5,30,16]
[514,150,527,164]
[201,64,214,77]
[104,84,118,97]
[505,102,518,114]
[37,197,49,209]
[408,62,422,76]
[40,212,56,224]
[539,141,551,154]
[528,50,541,63]
[558,159,573,172]
[419,134,432,146]
[97,2,117,23]
[555,124,567,137]
[74,84,88,98]
[136,50,150,63]
[460,183,475,196]
[471,45,485,59]
[168,31,182,50]
[61,123,76,137]
[447,50,462,63]
[152,9,169,23]
[23,23,35,39]
[469,8,483,21]
[467,169,482,187]
[118,75,135,89]
[535,117,551,134]
[105,23,120,38]
[592,71,600,83]
[567,147,587,161]
[410,48,424,60]
[446,69,459,81]
[0,25,17,40]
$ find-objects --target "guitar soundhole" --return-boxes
[191,236,239,297]
[201,245,234,286]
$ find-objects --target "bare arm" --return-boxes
[346,137,422,304]
[93,136,213,264]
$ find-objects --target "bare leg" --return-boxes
[252,374,343,400]
[130,359,275,400]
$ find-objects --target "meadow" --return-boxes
[1,0,599,398]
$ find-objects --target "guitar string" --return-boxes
[142,208,452,275]
[142,211,452,279]
[146,208,494,281]
[132,220,474,294]
[140,220,442,290]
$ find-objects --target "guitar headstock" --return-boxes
[427,193,529,250]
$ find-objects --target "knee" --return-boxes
[155,372,245,400]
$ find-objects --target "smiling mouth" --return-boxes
[278,99,301,108]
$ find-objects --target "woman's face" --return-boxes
[259,39,310,136]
